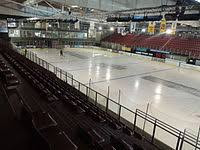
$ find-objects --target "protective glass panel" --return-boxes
[49,64,54,73]
[108,100,119,119]
[67,76,73,86]
[120,107,135,126]
[155,126,179,149]
[182,141,198,150]
[88,89,96,104]
[97,94,107,111]
[80,83,87,95]
[73,79,79,90]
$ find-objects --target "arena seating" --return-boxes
[0,58,19,90]
[102,33,200,59]
[0,44,165,149]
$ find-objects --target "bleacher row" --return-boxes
[0,47,161,150]
[102,33,200,58]
[0,59,19,90]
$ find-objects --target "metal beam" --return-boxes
[2,0,57,17]
[106,3,200,15]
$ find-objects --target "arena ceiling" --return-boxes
[16,0,200,11]
[0,0,200,26]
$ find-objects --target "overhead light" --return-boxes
[110,27,114,31]
[141,28,146,32]
[27,17,39,21]
[166,29,172,34]
[98,26,102,30]
[71,5,78,8]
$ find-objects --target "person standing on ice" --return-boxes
[60,48,63,56]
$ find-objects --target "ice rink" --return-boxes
[29,47,200,135]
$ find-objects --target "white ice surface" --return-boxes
[29,48,200,137]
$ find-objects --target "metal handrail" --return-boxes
[24,50,200,150]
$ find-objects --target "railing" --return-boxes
[24,50,200,150]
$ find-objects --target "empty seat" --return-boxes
[122,126,133,136]
[133,144,144,150]
[41,127,78,150]
[64,99,77,110]
[110,135,133,150]
[5,75,19,89]
[78,125,105,146]
[108,119,122,130]
[97,144,117,150]
[47,94,59,102]
[88,129,105,145]
[0,66,10,72]
[133,132,143,140]
[76,106,86,114]
[0,69,13,79]
[32,111,57,130]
